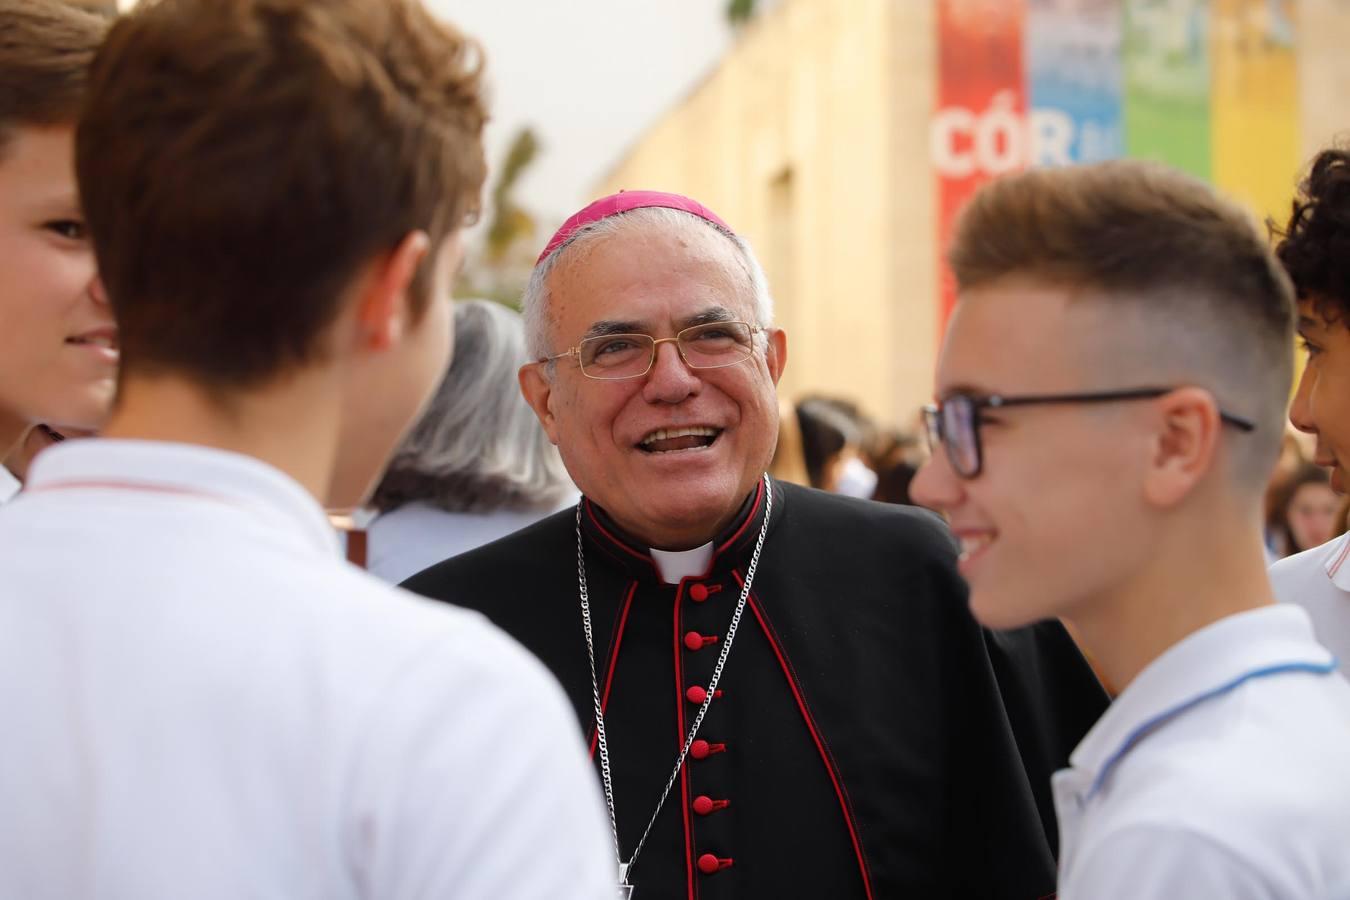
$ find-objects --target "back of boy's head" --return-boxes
[1274,148,1350,323]
[949,160,1296,495]
[76,0,487,389]
[0,0,106,152]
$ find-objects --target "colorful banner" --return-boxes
[931,0,1027,329]
[1026,0,1124,166]
[1211,0,1299,224]
[931,0,1303,337]
[1122,0,1212,178]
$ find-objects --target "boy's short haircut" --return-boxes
[949,160,1296,491]
[1273,148,1350,323]
[76,0,488,388]
[0,0,106,152]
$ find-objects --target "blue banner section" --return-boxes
[1025,0,1124,166]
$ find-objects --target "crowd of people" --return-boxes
[1,0,1348,898]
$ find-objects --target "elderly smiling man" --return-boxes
[404,191,1108,899]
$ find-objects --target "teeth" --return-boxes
[958,534,993,561]
[641,425,718,447]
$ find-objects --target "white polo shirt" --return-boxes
[0,440,614,900]
[1052,606,1350,899]
[1271,532,1350,670]
[0,464,19,504]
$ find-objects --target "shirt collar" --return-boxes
[579,475,782,583]
[1069,605,1335,798]
[23,438,340,558]
[0,465,19,505]
[1320,531,1350,590]
[650,543,715,584]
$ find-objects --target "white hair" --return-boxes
[521,205,775,361]
[372,299,575,513]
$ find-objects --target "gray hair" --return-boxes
[521,205,775,360]
[371,299,575,513]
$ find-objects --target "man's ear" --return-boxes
[765,327,787,386]
[520,361,561,445]
[353,230,431,351]
[1142,386,1223,508]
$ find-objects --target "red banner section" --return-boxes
[932,0,1027,332]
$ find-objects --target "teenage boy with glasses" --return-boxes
[912,160,1350,898]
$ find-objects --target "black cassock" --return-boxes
[403,479,1108,900]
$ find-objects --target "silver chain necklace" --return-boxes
[576,474,773,898]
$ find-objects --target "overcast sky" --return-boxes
[429,0,733,237]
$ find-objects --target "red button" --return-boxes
[686,685,723,704]
[692,795,729,816]
[690,739,720,759]
[698,853,733,875]
[683,631,718,652]
[689,583,709,602]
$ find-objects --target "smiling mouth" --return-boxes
[958,532,995,563]
[66,334,119,352]
[638,425,722,454]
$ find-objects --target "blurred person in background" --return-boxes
[406,190,1107,900]
[766,395,809,484]
[868,427,922,506]
[0,1,614,896]
[1267,462,1339,559]
[1270,147,1350,673]
[913,160,1350,897]
[0,0,112,503]
[364,299,577,583]
[796,395,877,497]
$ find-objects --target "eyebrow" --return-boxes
[581,320,647,341]
[1298,316,1320,332]
[578,306,739,342]
[938,382,995,400]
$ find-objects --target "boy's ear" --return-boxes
[354,230,430,351]
[1142,386,1223,508]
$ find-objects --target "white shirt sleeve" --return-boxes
[1062,824,1282,900]
[345,622,615,900]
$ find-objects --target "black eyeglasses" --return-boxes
[922,387,1257,479]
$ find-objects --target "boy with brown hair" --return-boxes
[0,0,613,897]
[912,161,1350,897]
[0,0,112,498]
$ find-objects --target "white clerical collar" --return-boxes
[649,541,714,585]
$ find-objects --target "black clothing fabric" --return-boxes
[403,479,1108,900]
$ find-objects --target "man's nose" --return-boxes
[641,339,701,404]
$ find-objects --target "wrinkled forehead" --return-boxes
[546,218,755,333]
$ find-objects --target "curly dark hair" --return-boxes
[1272,148,1350,324]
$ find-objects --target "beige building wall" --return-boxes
[1299,0,1350,163]
[597,0,936,428]
[599,0,1350,429]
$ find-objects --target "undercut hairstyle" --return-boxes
[522,206,774,362]
[76,0,487,388]
[0,0,106,154]
[371,300,574,514]
[949,160,1296,492]
[1272,148,1350,325]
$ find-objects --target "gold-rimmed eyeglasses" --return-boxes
[541,320,762,381]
